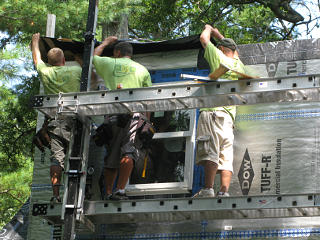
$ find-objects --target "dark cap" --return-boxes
[217,38,237,51]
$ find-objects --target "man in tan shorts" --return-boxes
[194,25,245,198]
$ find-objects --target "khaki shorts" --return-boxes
[196,110,234,172]
[48,118,74,169]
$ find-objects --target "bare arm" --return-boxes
[200,24,224,48]
[93,36,118,56]
[31,33,42,66]
[145,112,151,120]
[211,27,224,40]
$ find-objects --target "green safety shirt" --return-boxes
[201,41,246,119]
[93,56,152,90]
[36,62,82,94]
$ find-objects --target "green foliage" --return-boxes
[0,42,37,229]
[127,0,291,42]
[0,158,33,228]
[0,0,311,44]
[0,83,37,172]
[0,43,38,172]
[128,0,195,39]
[0,0,132,43]
[223,4,294,43]
[0,47,19,83]
[0,43,31,84]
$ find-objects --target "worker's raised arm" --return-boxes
[31,33,42,66]
[211,27,224,41]
[200,25,224,48]
[94,36,118,56]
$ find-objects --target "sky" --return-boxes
[294,1,320,39]
[297,24,319,39]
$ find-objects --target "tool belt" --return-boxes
[93,114,156,148]
[135,114,156,148]
[33,118,51,152]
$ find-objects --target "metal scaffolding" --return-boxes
[31,74,320,237]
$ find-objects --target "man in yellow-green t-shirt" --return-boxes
[32,35,81,94]
[193,25,245,198]
[35,55,81,94]
[93,37,152,200]
[32,33,82,204]
[93,36,151,90]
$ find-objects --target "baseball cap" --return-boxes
[217,38,237,50]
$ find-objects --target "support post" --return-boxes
[102,14,129,39]
[80,0,99,92]
[46,14,56,38]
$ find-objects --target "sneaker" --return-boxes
[110,191,128,200]
[217,192,230,197]
[192,188,215,198]
[105,194,113,200]
[50,196,61,203]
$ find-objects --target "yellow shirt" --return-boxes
[36,62,81,94]
[93,56,152,90]
[201,41,246,119]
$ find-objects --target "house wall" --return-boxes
[25,38,320,239]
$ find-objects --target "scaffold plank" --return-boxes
[41,194,320,225]
[32,75,320,118]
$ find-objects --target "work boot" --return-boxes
[192,188,215,198]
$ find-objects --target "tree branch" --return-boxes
[258,0,304,23]
[228,0,304,23]
[0,37,11,50]
[0,69,20,78]
[278,19,292,39]
[128,26,144,39]
[0,189,24,204]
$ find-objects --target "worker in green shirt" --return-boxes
[194,25,245,198]
[32,34,82,94]
[93,36,151,90]
[32,33,82,203]
[93,36,152,200]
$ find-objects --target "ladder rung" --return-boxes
[65,204,75,209]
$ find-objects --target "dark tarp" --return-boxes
[39,35,203,59]
[39,35,320,70]
[39,35,214,69]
